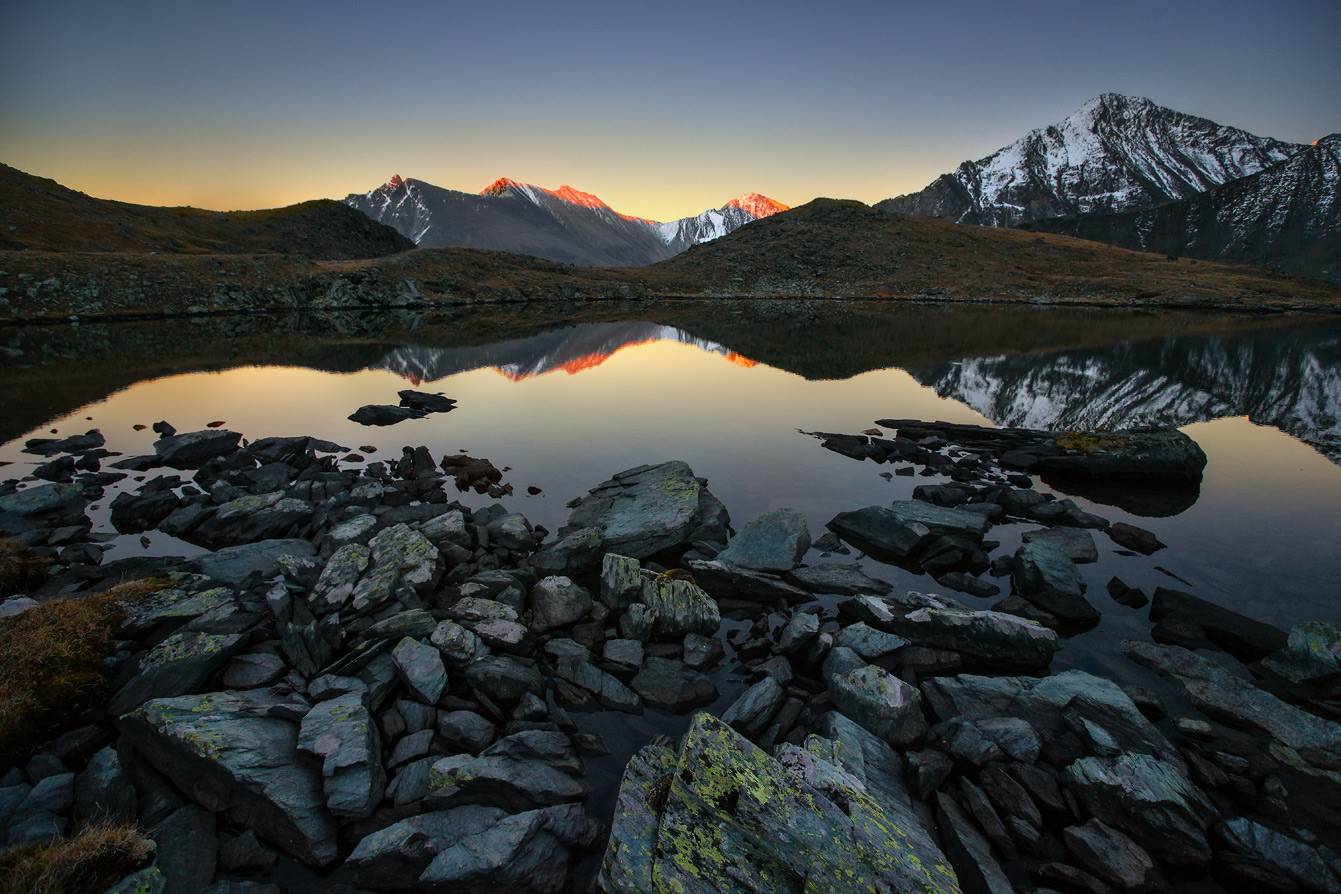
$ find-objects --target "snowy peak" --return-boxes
[879,94,1304,227]
[727,193,790,219]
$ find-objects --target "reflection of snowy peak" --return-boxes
[879,94,1301,227]
[910,325,1341,462]
[371,322,740,384]
[345,176,786,266]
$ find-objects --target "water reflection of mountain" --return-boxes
[370,322,743,383]
[907,323,1341,463]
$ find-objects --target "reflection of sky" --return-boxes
[3,337,1341,637]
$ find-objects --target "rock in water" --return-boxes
[1012,541,1099,624]
[116,690,339,867]
[153,429,242,467]
[714,508,811,573]
[596,712,960,894]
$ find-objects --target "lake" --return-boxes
[2,298,1339,889]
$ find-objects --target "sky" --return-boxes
[1,0,1338,221]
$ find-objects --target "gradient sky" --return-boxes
[2,0,1337,221]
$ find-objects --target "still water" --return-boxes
[2,299,1339,886]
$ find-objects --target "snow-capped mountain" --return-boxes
[908,321,1341,464]
[878,94,1303,227]
[345,176,786,267]
[369,322,751,384]
[1023,134,1341,283]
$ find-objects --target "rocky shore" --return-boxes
[0,409,1338,893]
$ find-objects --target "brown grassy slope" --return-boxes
[0,822,154,894]
[0,163,414,260]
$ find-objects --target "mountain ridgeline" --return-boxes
[345,175,788,267]
[878,94,1339,283]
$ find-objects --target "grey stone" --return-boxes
[363,608,439,643]
[1012,542,1098,624]
[154,802,217,894]
[877,592,1062,669]
[116,689,339,867]
[1214,815,1340,894]
[154,429,241,466]
[600,554,643,609]
[297,691,385,819]
[108,631,248,716]
[438,710,496,754]
[464,656,544,701]
[682,633,723,671]
[630,657,717,712]
[417,510,470,547]
[350,524,442,614]
[309,543,371,614]
[530,576,592,635]
[935,790,1013,894]
[388,756,437,807]
[192,492,313,547]
[683,559,812,602]
[471,617,531,654]
[1063,817,1164,892]
[0,482,84,517]
[448,596,520,624]
[720,676,785,740]
[976,717,1042,763]
[619,603,655,642]
[822,645,867,682]
[430,619,489,667]
[596,743,678,894]
[222,652,288,689]
[714,508,811,573]
[0,596,38,617]
[603,638,644,668]
[778,611,820,654]
[75,746,136,823]
[195,539,316,584]
[390,728,436,769]
[1022,527,1099,563]
[104,867,166,894]
[392,637,449,704]
[324,512,380,549]
[828,665,927,746]
[551,655,643,713]
[16,772,74,817]
[486,512,536,552]
[637,576,720,638]
[784,562,893,596]
[1108,521,1167,554]
[1254,620,1341,701]
[427,752,589,813]
[219,828,278,873]
[833,622,907,662]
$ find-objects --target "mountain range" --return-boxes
[878,94,1338,282]
[345,175,787,266]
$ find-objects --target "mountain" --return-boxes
[0,163,414,260]
[877,94,1302,227]
[1021,135,1341,283]
[344,175,787,266]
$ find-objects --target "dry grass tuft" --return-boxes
[0,579,167,765]
[0,821,154,894]
[0,538,49,598]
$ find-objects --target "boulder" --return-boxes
[297,692,385,819]
[1213,816,1341,894]
[430,620,489,667]
[713,508,811,573]
[600,554,643,609]
[637,576,720,638]
[630,658,716,712]
[464,657,544,702]
[154,430,242,467]
[192,492,313,547]
[74,746,137,823]
[720,676,785,740]
[1012,542,1098,624]
[1062,818,1164,891]
[348,405,425,426]
[550,655,642,713]
[828,665,927,747]
[392,637,449,704]
[935,791,1013,894]
[349,524,442,614]
[778,611,820,654]
[875,593,1061,670]
[529,576,592,635]
[117,690,339,867]
[596,742,679,894]
[398,390,458,413]
[1254,620,1341,701]
[531,461,729,571]
[108,631,248,716]
[784,562,893,596]
[1149,587,1288,663]
[1021,527,1098,563]
[1034,429,1207,481]
[1107,521,1166,554]
[195,539,316,585]
[153,802,218,894]
[427,752,589,814]
[833,623,907,663]
[438,710,496,754]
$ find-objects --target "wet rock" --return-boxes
[784,562,892,595]
[630,657,716,712]
[1125,640,1341,772]
[828,664,927,746]
[532,461,728,571]
[1213,816,1341,894]
[1022,527,1098,563]
[194,539,316,585]
[153,430,240,469]
[1012,541,1099,625]
[1107,521,1166,554]
[1064,752,1217,867]
[599,554,643,609]
[1063,817,1164,891]
[871,592,1061,670]
[720,676,785,740]
[714,508,811,573]
[349,405,425,426]
[347,803,598,894]
[824,506,932,562]
[935,571,1001,598]
[398,390,458,413]
[530,576,593,634]
[117,689,339,867]
[0,481,85,519]
[1107,576,1148,608]
[1150,587,1288,663]
[110,489,181,533]
[637,575,720,638]
[1034,429,1207,481]
[108,631,248,716]
[297,691,385,819]
[392,637,449,704]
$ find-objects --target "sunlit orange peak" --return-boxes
[725,351,757,368]
[728,193,789,219]
[481,177,523,197]
[388,174,405,189]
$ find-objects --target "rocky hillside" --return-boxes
[345,175,786,266]
[0,163,414,260]
[1022,135,1341,283]
[877,94,1300,227]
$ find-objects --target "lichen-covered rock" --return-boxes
[108,631,248,716]
[351,524,442,614]
[600,554,643,610]
[194,539,316,585]
[597,713,960,894]
[297,691,385,819]
[309,544,371,615]
[637,576,720,639]
[828,665,928,746]
[713,508,811,573]
[116,690,339,867]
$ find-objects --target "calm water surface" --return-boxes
[2,300,1338,887]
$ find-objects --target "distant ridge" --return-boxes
[345,176,787,266]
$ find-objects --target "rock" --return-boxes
[16,771,74,816]
[935,791,1013,894]
[427,751,589,813]
[1150,587,1288,663]
[448,596,521,625]
[637,575,720,638]
[0,481,85,518]
[222,652,288,689]
[154,429,241,467]
[1125,640,1341,772]
[1033,429,1208,481]
[603,638,644,669]
[350,524,442,614]
[104,867,166,894]
[532,461,728,571]
[619,604,655,642]
[1063,817,1164,891]
[596,742,678,894]
[784,562,892,596]
[1012,542,1099,625]
[219,829,278,874]
[363,609,439,643]
[473,617,532,654]
[1022,527,1098,563]
[1107,521,1166,554]
[108,631,248,716]
[297,692,385,819]
[630,658,716,712]
[486,512,536,552]
[828,665,927,746]
[1064,752,1217,867]
[398,390,458,413]
[600,554,643,609]
[778,611,820,654]
[597,712,958,894]
[392,637,449,704]
[551,655,642,713]
[870,591,1061,670]
[0,596,38,618]
[935,571,1001,598]
[110,489,181,533]
[417,510,469,547]
[117,690,339,867]
[681,633,723,671]
[1254,620,1341,701]
[74,746,137,823]
[430,620,489,667]
[1213,816,1341,894]
[977,718,1042,763]
[154,802,218,894]
[347,804,599,894]
[833,622,907,663]
[348,404,425,425]
[192,492,313,547]
[684,559,811,602]
[438,710,496,754]
[825,507,930,563]
[720,676,785,740]
[714,508,811,573]
[195,539,316,585]
[464,656,544,702]
[530,576,592,635]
